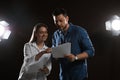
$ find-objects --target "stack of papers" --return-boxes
[27,54,51,73]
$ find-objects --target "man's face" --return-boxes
[53,14,69,31]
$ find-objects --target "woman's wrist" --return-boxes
[41,51,46,54]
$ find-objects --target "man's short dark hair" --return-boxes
[52,8,68,17]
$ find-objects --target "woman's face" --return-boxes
[35,26,48,42]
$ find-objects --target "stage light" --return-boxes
[105,15,120,36]
[0,20,11,41]
[111,19,120,31]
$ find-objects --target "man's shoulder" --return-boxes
[71,24,86,32]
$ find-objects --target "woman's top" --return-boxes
[18,42,52,80]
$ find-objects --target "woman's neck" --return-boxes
[36,41,44,49]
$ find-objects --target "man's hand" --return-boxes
[64,54,76,62]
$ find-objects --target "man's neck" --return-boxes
[63,24,69,32]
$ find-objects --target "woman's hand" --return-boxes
[35,48,52,61]
[44,48,52,53]
[39,66,49,74]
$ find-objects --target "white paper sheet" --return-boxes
[27,54,51,73]
[52,42,71,58]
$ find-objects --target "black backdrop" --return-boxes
[0,0,120,80]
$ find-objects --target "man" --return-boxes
[52,8,95,80]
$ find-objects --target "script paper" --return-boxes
[27,54,50,73]
[52,42,71,58]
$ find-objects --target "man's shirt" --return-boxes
[52,23,95,80]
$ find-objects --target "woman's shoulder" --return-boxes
[24,42,34,47]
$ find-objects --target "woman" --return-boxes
[18,23,52,80]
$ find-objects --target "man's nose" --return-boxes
[57,22,61,26]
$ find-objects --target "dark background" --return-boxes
[0,0,120,80]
